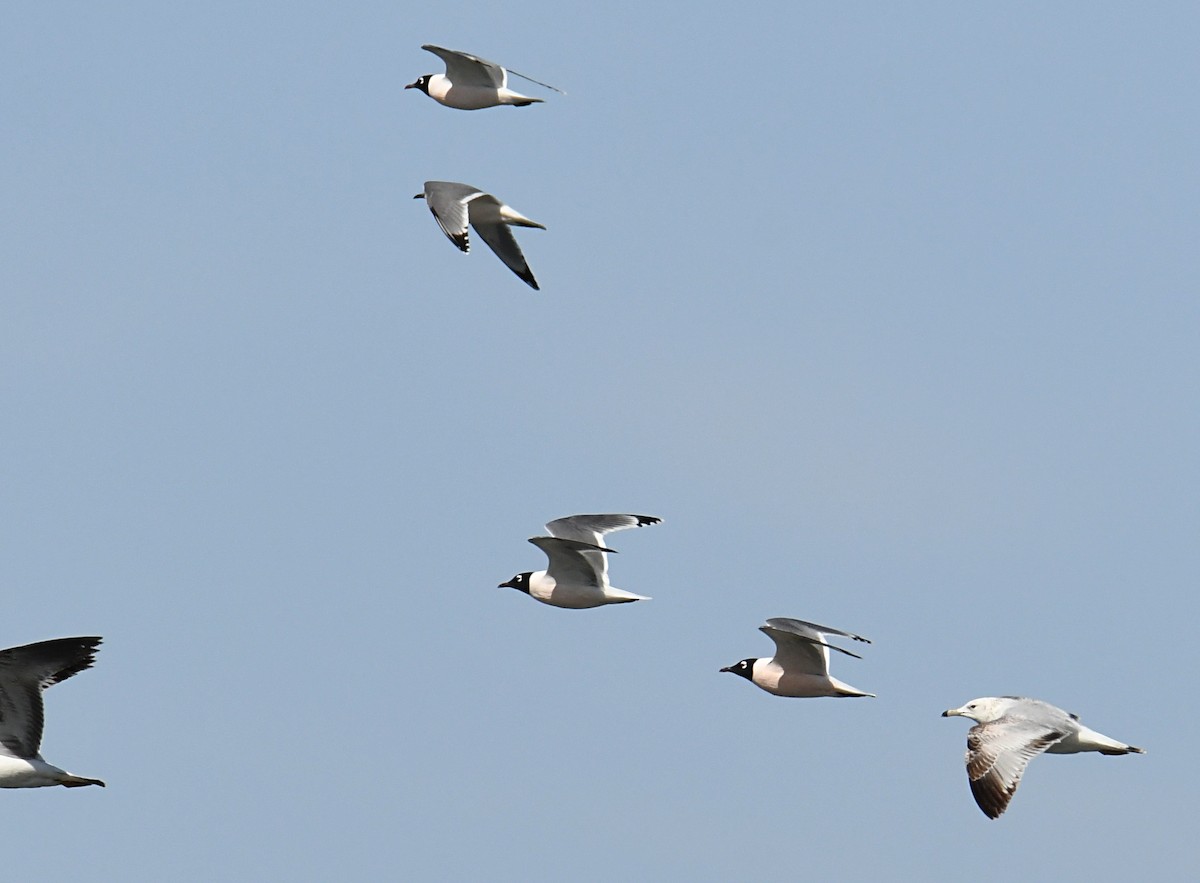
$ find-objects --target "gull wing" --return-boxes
[528,536,615,588]
[759,618,868,676]
[965,717,1067,819]
[545,514,662,545]
[422,181,484,252]
[421,45,506,89]
[470,203,540,290]
[0,637,102,759]
[546,514,661,582]
[765,617,870,647]
[759,624,834,675]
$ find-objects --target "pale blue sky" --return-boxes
[3,3,1197,880]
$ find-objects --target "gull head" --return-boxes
[499,572,532,594]
[720,658,755,681]
[942,697,1010,723]
[406,75,432,94]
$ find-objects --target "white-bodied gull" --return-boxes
[721,618,874,698]
[0,637,105,789]
[943,696,1145,819]
[406,44,563,110]
[500,514,661,608]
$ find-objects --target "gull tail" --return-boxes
[60,774,105,788]
[1077,725,1146,755]
[834,684,876,698]
[603,588,650,604]
[1101,744,1146,756]
[499,205,546,229]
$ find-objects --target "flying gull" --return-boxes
[415,181,545,290]
[943,696,1145,818]
[500,514,661,608]
[0,637,105,789]
[406,44,563,110]
[721,617,875,698]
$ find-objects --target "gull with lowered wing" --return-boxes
[500,514,661,609]
[416,181,545,290]
[942,696,1144,819]
[721,617,874,698]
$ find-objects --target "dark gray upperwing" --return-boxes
[474,217,539,289]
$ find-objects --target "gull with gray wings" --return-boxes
[500,514,661,609]
[406,44,563,110]
[721,618,874,698]
[415,182,545,290]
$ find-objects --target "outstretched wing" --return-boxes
[472,212,540,290]
[546,514,662,544]
[765,617,870,648]
[965,718,1066,819]
[0,637,102,759]
[422,181,484,252]
[545,514,661,582]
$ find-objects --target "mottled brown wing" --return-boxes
[965,718,1065,819]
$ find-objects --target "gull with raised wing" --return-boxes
[500,514,661,609]
[942,696,1144,819]
[0,637,105,789]
[415,181,545,290]
[406,44,563,110]
[721,618,874,698]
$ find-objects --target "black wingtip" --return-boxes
[0,636,105,689]
[52,637,103,683]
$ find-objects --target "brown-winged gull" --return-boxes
[0,637,105,789]
[942,696,1144,818]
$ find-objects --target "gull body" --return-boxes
[415,181,545,290]
[943,696,1145,819]
[721,617,874,698]
[0,637,105,789]
[406,45,561,110]
[500,514,661,609]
